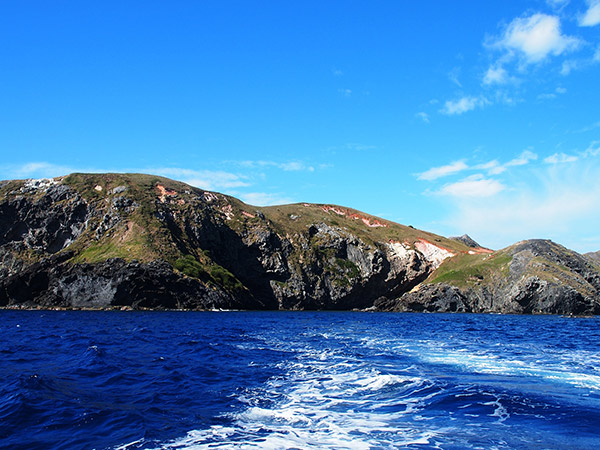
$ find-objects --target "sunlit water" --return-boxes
[1,311,599,449]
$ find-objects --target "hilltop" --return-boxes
[0,173,598,314]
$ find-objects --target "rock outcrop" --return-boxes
[450,234,481,248]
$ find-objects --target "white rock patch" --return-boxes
[414,240,454,269]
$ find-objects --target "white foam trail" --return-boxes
[409,340,600,392]
[112,438,144,450]
[149,335,441,450]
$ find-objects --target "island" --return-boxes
[1,173,599,315]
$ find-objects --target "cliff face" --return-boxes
[1,173,598,314]
[0,174,462,310]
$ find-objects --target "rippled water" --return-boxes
[1,311,599,449]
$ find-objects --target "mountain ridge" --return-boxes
[1,173,598,314]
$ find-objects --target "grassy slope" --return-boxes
[258,203,469,253]
[427,251,512,288]
[63,173,185,263]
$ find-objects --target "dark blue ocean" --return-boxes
[1,311,599,450]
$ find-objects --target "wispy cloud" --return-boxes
[546,0,570,10]
[438,175,505,198]
[580,0,600,26]
[440,96,489,115]
[474,160,506,175]
[327,143,377,153]
[147,167,250,190]
[415,112,430,123]
[235,160,315,172]
[482,65,508,85]
[448,67,462,87]
[537,87,567,100]
[344,143,377,151]
[583,140,600,156]
[544,152,579,163]
[237,192,294,206]
[0,162,103,180]
[494,13,581,64]
[417,161,468,180]
[418,150,538,183]
[577,120,600,133]
[0,162,251,192]
[505,150,538,167]
[560,47,600,74]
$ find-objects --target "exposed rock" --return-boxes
[450,234,481,248]
[394,284,472,313]
[585,250,600,264]
[0,252,252,310]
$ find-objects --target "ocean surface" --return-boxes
[1,311,599,450]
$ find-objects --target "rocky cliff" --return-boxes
[1,173,598,314]
[390,240,600,315]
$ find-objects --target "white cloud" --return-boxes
[448,67,462,87]
[577,121,600,133]
[0,163,252,192]
[475,160,507,175]
[483,65,508,85]
[561,59,579,74]
[12,162,77,178]
[497,13,581,63]
[415,112,430,123]
[418,150,538,183]
[280,162,310,171]
[537,92,557,100]
[236,160,315,172]
[544,152,579,163]
[150,168,250,190]
[441,161,600,252]
[538,86,567,99]
[338,89,352,97]
[237,192,294,206]
[327,143,377,152]
[560,46,600,75]
[418,161,468,181]
[580,0,600,26]
[438,175,505,198]
[440,96,489,115]
[0,162,109,181]
[344,143,376,151]
[505,150,538,167]
[584,140,600,156]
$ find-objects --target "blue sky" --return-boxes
[1,1,600,252]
